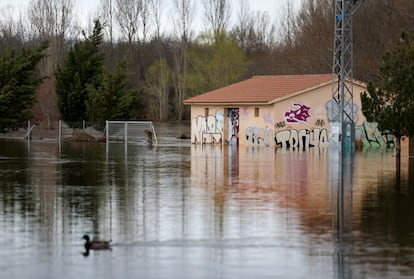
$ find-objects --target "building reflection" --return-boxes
[190,145,337,242]
[190,145,414,278]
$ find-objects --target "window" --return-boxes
[255,107,259,117]
[205,108,209,117]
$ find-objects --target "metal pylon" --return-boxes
[331,0,363,147]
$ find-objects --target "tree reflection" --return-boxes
[0,140,33,219]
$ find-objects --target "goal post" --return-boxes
[105,121,158,145]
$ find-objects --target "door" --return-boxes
[228,108,239,145]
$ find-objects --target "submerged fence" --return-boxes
[20,120,158,145]
[106,120,158,145]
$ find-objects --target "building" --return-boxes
[184,74,368,148]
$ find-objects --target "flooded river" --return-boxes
[0,123,414,279]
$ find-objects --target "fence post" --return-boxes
[58,120,61,145]
[151,122,158,144]
[58,120,62,154]
[27,120,30,143]
[105,120,109,156]
[124,122,128,145]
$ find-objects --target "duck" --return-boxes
[82,234,111,250]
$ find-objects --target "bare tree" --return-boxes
[271,0,333,74]
[27,0,75,129]
[140,0,151,43]
[100,0,115,45]
[172,0,194,120]
[232,0,250,50]
[354,0,414,82]
[0,6,28,46]
[149,0,163,39]
[232,0,276,53]
[252,11,276,49]
[28,0,75,68]
[202,0,231,37]
[278,0,298,49]
[135,0,153,81]
[28,0,54,37]
[173,0,194,43]
[28,0,75,40]
[147,58,171,121]
[116,0,142,43]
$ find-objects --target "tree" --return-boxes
[55,20,105,123]
[232,6,275,53]
[86,60,141,122]
[0,41,49,132]
[100,0,115,45]
[172,0,194,121]
[0,5,28,47]
[28,0,76,67]
[146,57,171,121]
[361,31,414,171]
[28,0,77,129]
[149,0,163,39]
[202,0,231,38]
[116,0,142,43]
[186,32,250,95]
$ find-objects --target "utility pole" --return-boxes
[331,0,364,150]
[330,2,365,277]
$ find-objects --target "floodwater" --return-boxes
[1,123,414,279]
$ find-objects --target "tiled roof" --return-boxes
[184,74,334,105]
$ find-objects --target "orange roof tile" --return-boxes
[184,74,334,105]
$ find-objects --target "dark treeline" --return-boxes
[1,0,413,126]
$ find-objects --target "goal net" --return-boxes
[106,121,158,144]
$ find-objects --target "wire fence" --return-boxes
[11,120,157,145]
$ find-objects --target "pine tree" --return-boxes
[361,31,414,171]
[0,41,49,132]
[86,60,141,123]
[55,20,105,123]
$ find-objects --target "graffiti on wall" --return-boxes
[275,128,329,148]
[191,112,224,144]
[228,108,239,144]
[263,111,272,124]
[191,99,363,148]
[284,103,311,123]
[245,126,273,146]
[240,106,249,119]
[360,121,395,147]
[325,100,360,124]
[244,102,330,148]
[271,103,327,148]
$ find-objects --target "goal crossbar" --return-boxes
[106,121,158,145]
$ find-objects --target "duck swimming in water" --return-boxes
[82,234,111,250]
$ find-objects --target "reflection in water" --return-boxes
[329,146,354,279]
[1,133,414,278]
[82,247,90,257]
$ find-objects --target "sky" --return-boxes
[0,0,302,34]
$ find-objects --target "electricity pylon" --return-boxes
[331,0,364,149]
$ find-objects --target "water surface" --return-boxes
[0,123,414,279]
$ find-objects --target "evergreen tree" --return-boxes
[361,31,414,169]
[86,60,141,123]
[0,41,49,132]
[55,20,105,123]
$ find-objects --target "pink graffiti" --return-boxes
[263,111,272,124]
[284,103,311,123]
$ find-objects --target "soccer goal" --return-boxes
[105,121,158,145]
